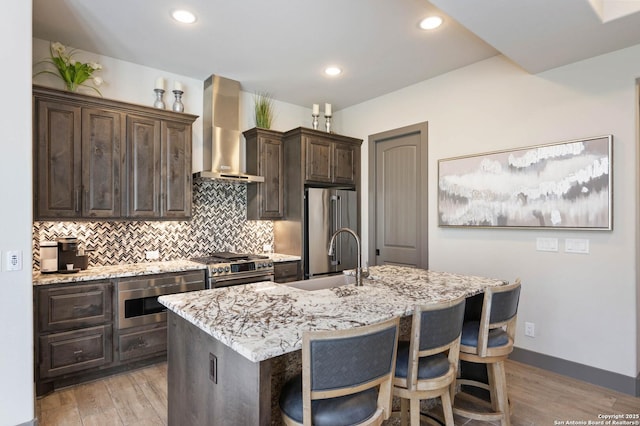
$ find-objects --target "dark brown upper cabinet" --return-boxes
[127,118,192,218]
[33,85,197,220]
[283,127,361,187]
[244,128,285,220]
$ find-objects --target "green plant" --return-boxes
[254,92,274,129]
[34,42,104,96]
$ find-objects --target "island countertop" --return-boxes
[159,265,507,363]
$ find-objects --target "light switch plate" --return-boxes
[565,238,589,254]
[536,237,558,252]
[5,250,22,271]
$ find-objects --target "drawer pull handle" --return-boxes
[73,350,83,355]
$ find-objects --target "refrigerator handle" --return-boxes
[330,195,339,265]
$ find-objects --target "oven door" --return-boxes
[213,273,274,288]
[117,272,205,329]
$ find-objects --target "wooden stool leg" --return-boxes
[400,398,409,426]
[441,390,455,426]
[493,361,510,426]
[487,362,510,426]
[410,398,421,426]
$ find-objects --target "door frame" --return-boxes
[367,122,429,268]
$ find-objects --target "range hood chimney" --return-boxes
[195,75,264,183]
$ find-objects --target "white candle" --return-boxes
[155,77,165,90]
[174,81,184,92]
[325,103,332,116]
[312,104,319,115]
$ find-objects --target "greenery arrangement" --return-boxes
[254,92,274,129]
[34,42,104,96]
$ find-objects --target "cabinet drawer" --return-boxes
[118,325,167,361]
[274,261,300,283]
[39,325,113,379]
[38,281,113,332]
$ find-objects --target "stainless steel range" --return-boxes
[191,252,274,288]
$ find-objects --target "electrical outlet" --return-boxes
[565,238,589,254]
[145,250,160,260]
[6,250,22,271]
[536,237,558,252]
[525,322,536,337]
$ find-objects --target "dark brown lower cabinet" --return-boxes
[274,261,301,283]
[39,325,113,379]
[34,273,193,396]
[117,323,168,362]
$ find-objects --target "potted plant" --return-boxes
[254,92,274,129]
[34,42,104,96]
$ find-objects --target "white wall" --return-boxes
[339,49,639,379]
[1,2,35,425]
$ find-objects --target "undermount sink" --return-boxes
[285,274,356,291]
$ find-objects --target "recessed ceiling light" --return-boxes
[172,9,197,24]
[324,66,342,77]
[419,16,443,30]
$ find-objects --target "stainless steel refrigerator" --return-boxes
[305,188,358,278]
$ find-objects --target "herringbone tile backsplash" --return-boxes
[33,179,274,269]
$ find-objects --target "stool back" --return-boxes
[477,279,521,357]
[302,317,400,424]
[405,297,466,391]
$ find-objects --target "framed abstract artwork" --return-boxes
[438,135,612,230]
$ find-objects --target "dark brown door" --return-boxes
[369,123,428,268]
[126,115,161,218]
[162,120,192,218]
[81,108,123,218]
[35,100,82,219]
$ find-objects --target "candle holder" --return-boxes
[312,113,319,130]
[324,115,332,133]
[153,88,166,109]
[172,90,184,113]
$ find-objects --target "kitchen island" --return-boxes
[158,265,507,426]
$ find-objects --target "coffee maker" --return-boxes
[57,237,89,271]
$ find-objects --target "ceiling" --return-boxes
[32,0,640,111]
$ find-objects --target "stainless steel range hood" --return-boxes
[194,75,264,183]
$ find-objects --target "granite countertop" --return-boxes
[32,253,299,286]
[268,253,301,262]
[32,260,207,286]
[158,265,507,363]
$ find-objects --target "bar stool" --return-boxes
[279,316,400,426]
[392,297,466,426]
[452,279,521,426]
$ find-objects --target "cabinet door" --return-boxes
[37,281,113,333]
[126,115,161,218]
[259,135,284,218]
[305,136,333,183]
[162,120,192,218]
[82,108,123,217]
[117,324,167,362]
[39,325,113,379]
[274,261,300,283]
[333,142,357,185]
[35,100,82,219]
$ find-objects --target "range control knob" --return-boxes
[217,267,224,274]
[224,266,230,272]
[268,261,273,267]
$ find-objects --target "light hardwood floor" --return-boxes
[36,360,639,425]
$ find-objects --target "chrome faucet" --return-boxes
[328,227,368,287]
